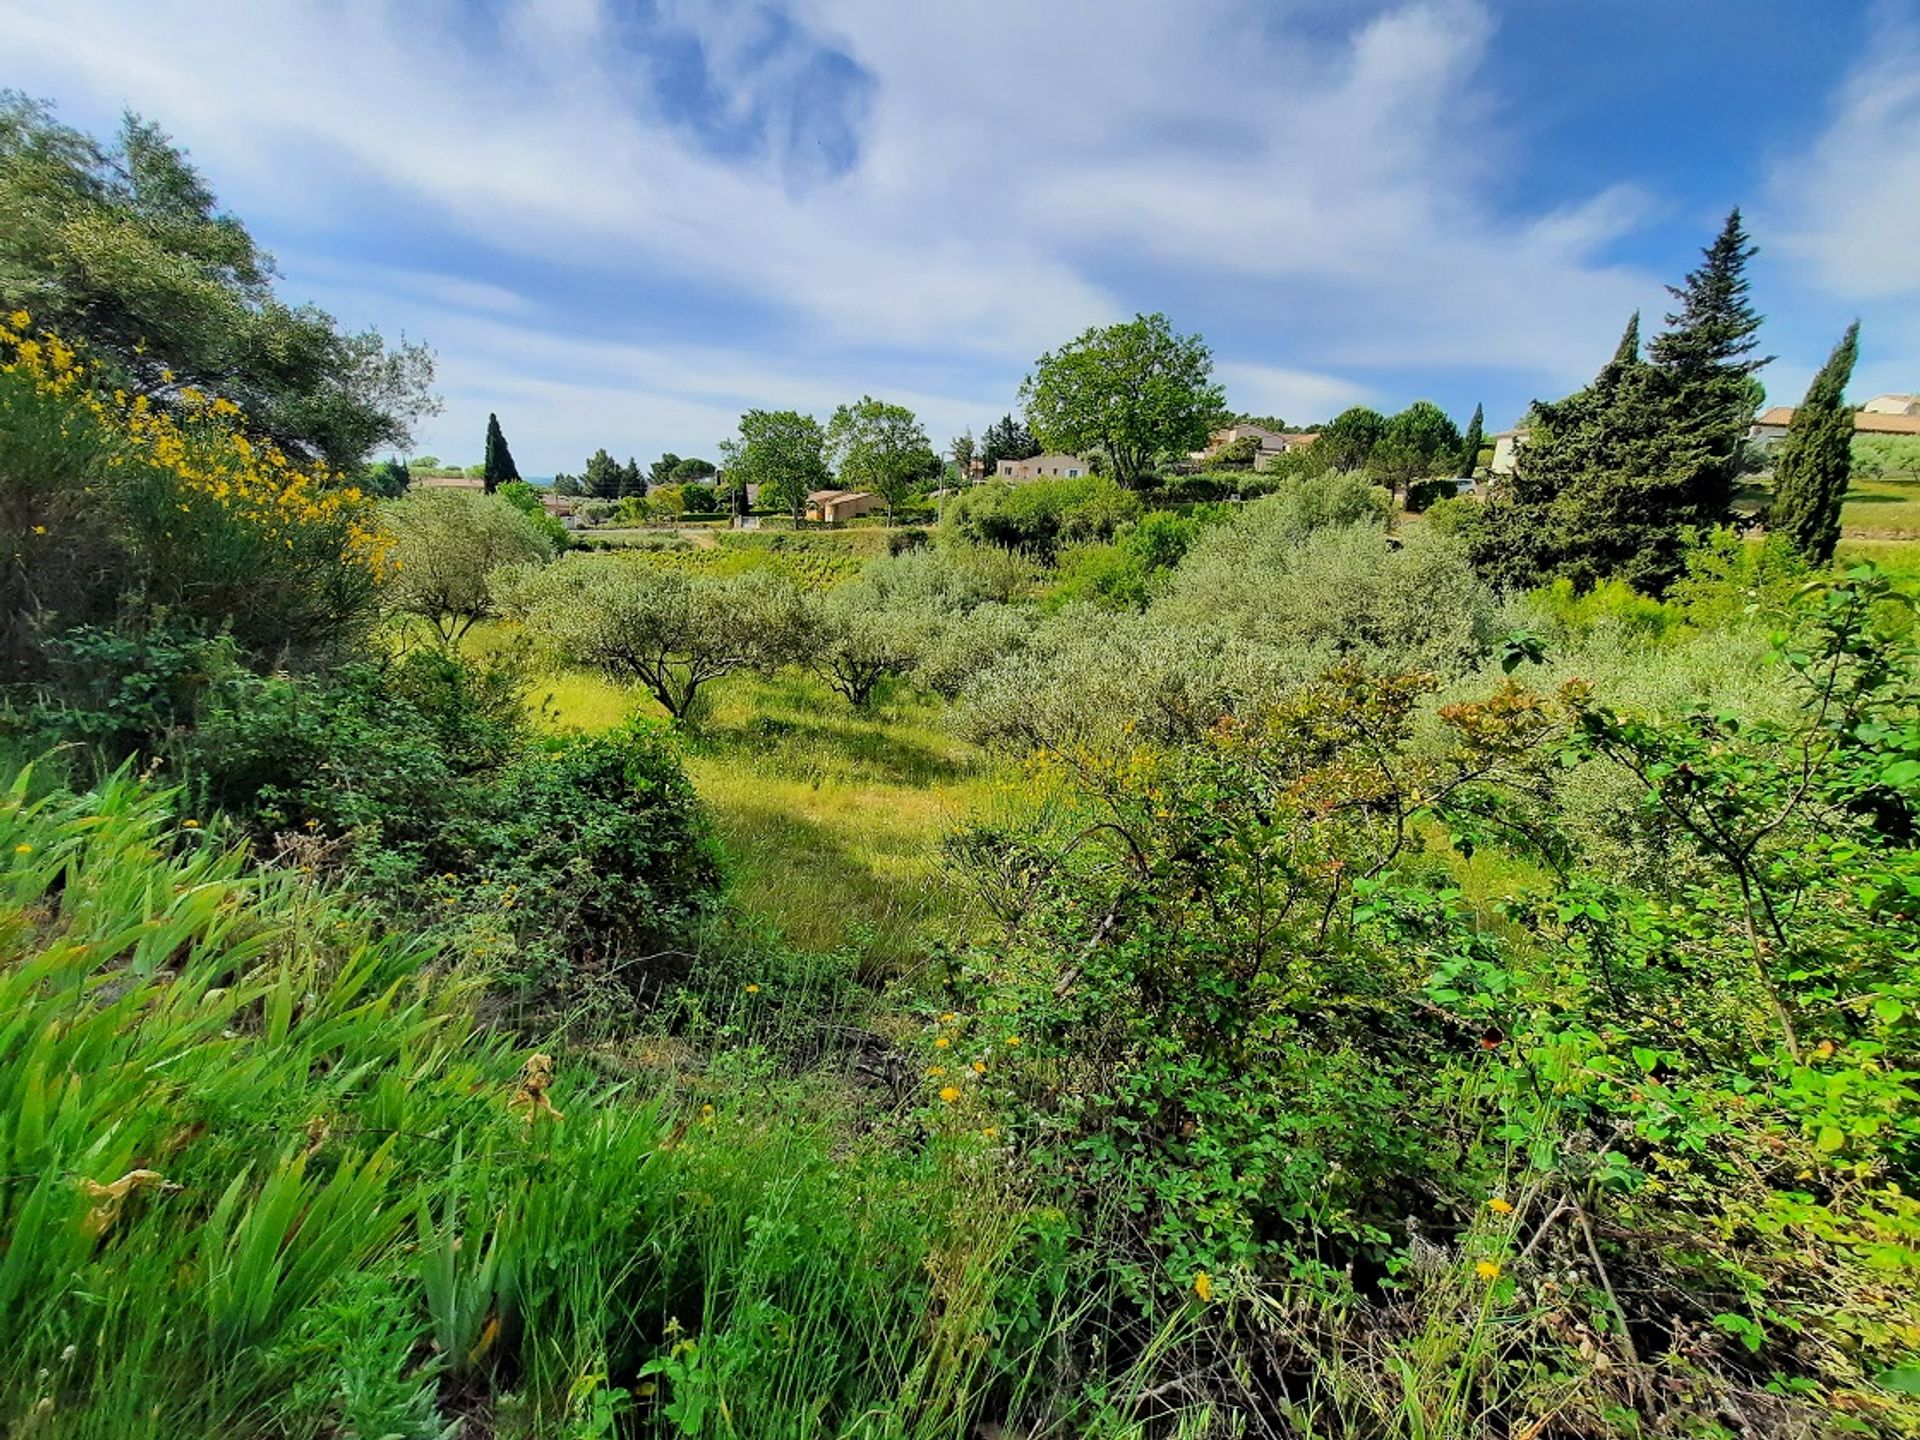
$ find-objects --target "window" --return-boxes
[1066,468,1080,477]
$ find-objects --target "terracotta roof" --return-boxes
[1755,407,1920,437]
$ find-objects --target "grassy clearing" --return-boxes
[469,619,1007,973]
[1840,472,1920,536]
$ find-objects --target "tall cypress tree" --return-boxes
[1768,321,1860,566]
[1458,402,1484,476]
[482,412,520,494]
[1648,208,1771,520]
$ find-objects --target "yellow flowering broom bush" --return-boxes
[0,310,389,668]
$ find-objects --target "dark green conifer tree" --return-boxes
[1459,402,1484,476]
[620,458,647,499]
[1768,321,1860,566]
[1648,208,1771,521]
[583,448,622,500]
[482,412,520,494]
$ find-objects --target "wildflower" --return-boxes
[1004,1035,1022,1047]
[1475,1261,1502,1281]
[927,1065,947,1078]
[699,1103,715,1122]
[13,843,31,855]
[1193,1271,1214,1302]
[981,1126,999,1139]
[971,1061,986,1075]
[1488,1197,1514,1215]
[181,819,200,829]
[31,525,46,535]
[744,982,761,994]
[934,1036,951,1049]
[940,1086,961,1104]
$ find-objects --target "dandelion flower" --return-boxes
[1193,1272,1214,1302]
[971,1061,986,1075]
[927,1066,947,1078]
[182,819,200,829]
[744,983,761,994]
[1475,1261,1502,1281]
[981,1126,999,1139]
[1005,1035,1022,1047]
[939,1086,961,1104]
[1488,1197,1513,1215]
[13,843,31,855]
[935,1036,951,1049]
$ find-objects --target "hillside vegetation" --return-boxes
[2,123,1919,1440]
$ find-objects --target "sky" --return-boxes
[4,0,1918,475]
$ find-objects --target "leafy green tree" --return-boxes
[1647,207,1771,522]
[978,414,1039,476]
[552,473,584,497]
[1768,322,1860,566]
[649,453,682,488]
[1020,314,1225,491]
[719,410,830,526]
[804,580,929,707]
[508,555,808,722]
[826,395,937,521]
[1313,406,1388,473]
[582,448,622,500]
[1370,401,1462,499]
[362,458,411,498]
[408,455,442,472]
[481,412,519,493]
[670,457,716,482]
[385,487,556,645]
[1459,402,1484,476]
[497,479,569,550]
[0,95,438,471]
[949,428,976,479]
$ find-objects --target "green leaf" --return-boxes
[1874,997,1904,1025]
[1631,1046,1659,1073]
[1875,1366,1920,1396]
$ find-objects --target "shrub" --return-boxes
[384,486,556,644]
[1,313,390,673]
[944,476,1141,558]
[495,478,570,549]
[1406,476,1459,512]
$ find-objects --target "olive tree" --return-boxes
[804,581,931,708]
[509,554,808,722]
[385,486,556,645]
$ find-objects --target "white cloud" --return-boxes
[0,0,1693,465]
[1764,5,1920,403]
[1216,362,1373,425]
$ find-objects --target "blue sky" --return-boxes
[6,0,1918,474]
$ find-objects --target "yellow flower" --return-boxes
[934,1036,951,1049]
[13,843,32,855]
[31,525,46,536]
[744,983,761,994]
[181,819,200,829]
[1004,1035,1022,1047]
[980,1126,999,1139]
[1475,1261,1502,1281]
[939,1012,957,1023]
[971,1061,986,1075]
[1192,1272,1214,1302]
[939,1086,961,1104]
[699,1103,715,1122]
[1488,1197,1513,1215]
[927,1065,947,1077]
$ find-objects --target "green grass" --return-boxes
[1839,473,1920,537]
[0,765,1082,1440]
[465,620,1010,974]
